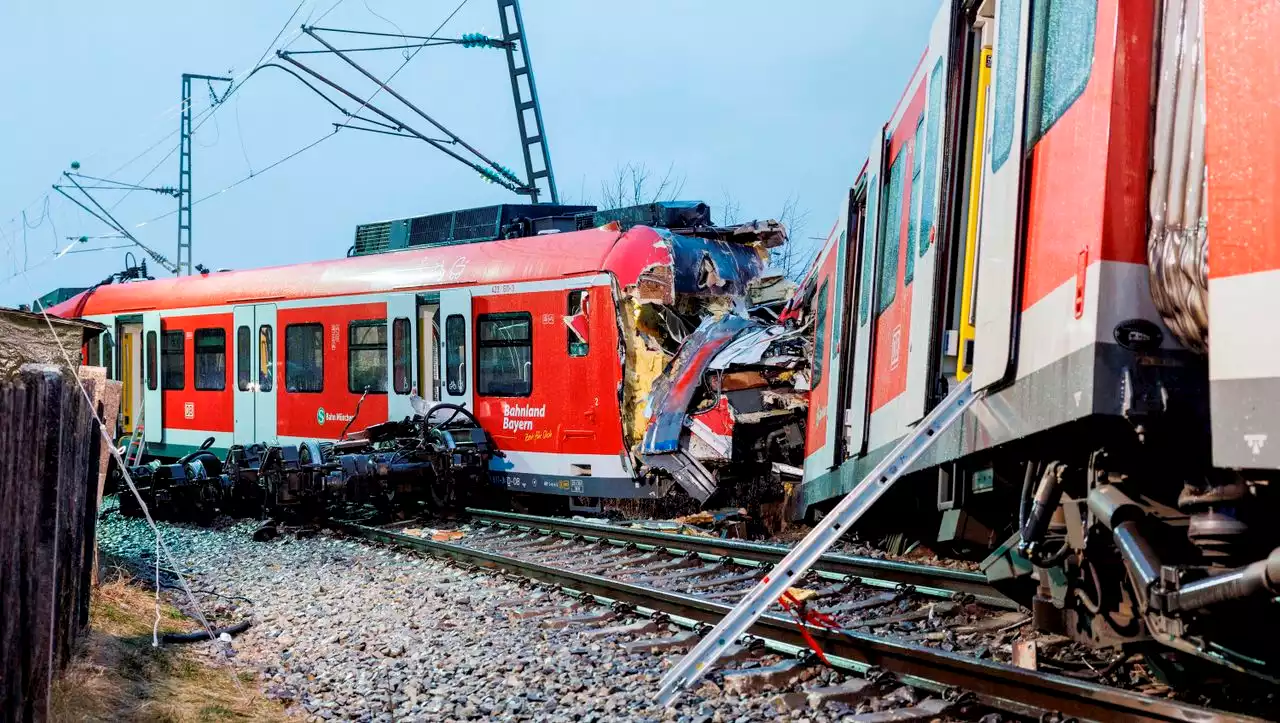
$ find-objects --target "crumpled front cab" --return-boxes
[608,221,809,504]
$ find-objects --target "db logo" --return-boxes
[316,407,327,425]
[183,402,195,420]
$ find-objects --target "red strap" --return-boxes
[777,591,840,665]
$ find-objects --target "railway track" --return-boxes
[330,516,1261,722]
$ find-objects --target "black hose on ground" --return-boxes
[161,619,251,644]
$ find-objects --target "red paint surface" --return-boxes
[1020,0,1152,310]
[275,302,389,439]
[869,82,926,414]
[471,286,623,457]
[1206,0,1280,277]
[48,226,653,317]
[160,313,234,433]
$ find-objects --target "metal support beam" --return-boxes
[497,0,558,203]
[177,73,231,276]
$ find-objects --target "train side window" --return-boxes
[194,329,226,391]
[445,314,466,395]
[258,325,273,392]
[858,173,880,327]
[86,334,100,367]
[812,281,829,388]
[906,119,926,285]
[1027,0,1097,144]
[161,330,185,390]
[477,312,532,397]
[237,326,251,391]
[919,58,944,257]
[990,0,1022,172]
[348,320,388,394]
[877,151,907,316]
[102,332,114,379]
[392,317,411,394]
[146,331,157,391]
[285,323,324,393]
[566,290,589,357]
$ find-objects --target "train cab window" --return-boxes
[392,318,411,394]
[146,331,158,391]
[258,325,273,392]
[237,326,251,391]
[877,151,907,316]
[566,290,589,357]
[195,329,226,391]
[285,323,324,393]
[477,312,532,397]
[348,320,388,394]
[86,334,100,368]
[102,332,114,379]
[445,314,466,395]
[161,330,185,390]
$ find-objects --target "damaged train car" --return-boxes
[55,201,808,515]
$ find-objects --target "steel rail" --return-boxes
[334,520,1258,723]
[465,508,1015,609]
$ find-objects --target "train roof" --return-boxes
[49,225,654,317]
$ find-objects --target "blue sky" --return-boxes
[0,1,937,305]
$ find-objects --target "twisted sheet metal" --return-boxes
[1147,0,1209,352]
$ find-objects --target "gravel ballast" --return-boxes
[97,514,854,723]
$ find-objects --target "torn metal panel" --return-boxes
[664,228,769,299]
[643,449,719,503]
[640,314,753,456]
[708,325,808,370]
[686,395,735,463]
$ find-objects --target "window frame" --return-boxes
[876,150,908,317]
[392,317,412,394]
[86,334,100,368]
[193,328,227,391]
[258,325,274,392]
[477,311,533,398]
[236,326,252,391]
[102,331,114,379]
[284,323,325,394]
[146,331,158,391]
[347,319,388,394]
[812,281,829,389]
[566,290,589,358]
[160,330,185,391]
[444,314,467,396]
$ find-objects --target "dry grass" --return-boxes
[50,571,288,723]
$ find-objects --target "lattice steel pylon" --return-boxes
[497,0,558,204]
[177,73,231,276]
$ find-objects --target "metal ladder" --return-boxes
[497,0,558,204]
[656,376,979,706]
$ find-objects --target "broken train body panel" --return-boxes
[791,0,1280,677]
[52,222,782,501]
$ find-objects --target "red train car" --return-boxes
[790,0,1280,678]
[52,218,775,503]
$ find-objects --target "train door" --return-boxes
[386,293,417,419]
[970,0,1030,390]
[903,7,954,422]
[956,31,995,381]
[439,288,472,410]
[142,311,163,443]
[119,323,142,434]
[845,128,888,457]
[232,303,278,444]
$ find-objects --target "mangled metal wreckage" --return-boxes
[618,221,810,508]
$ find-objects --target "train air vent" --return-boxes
[353,221,393,256]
